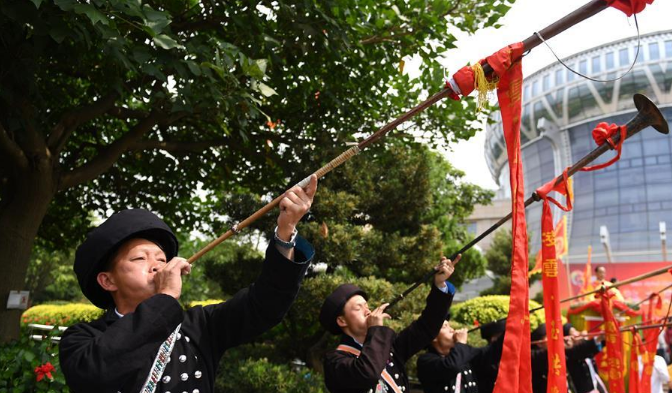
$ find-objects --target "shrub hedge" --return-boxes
[21,304,104,328]
[450,295,546,330]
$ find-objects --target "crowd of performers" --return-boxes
[56,185,672,393]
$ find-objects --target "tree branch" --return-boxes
[0,121,28,170]
[60,112,161,190]
[131,138,229,153]
[109,106,148,120]
[48,92,120,154]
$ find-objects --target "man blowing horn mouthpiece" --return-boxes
[319,254,460,393]
[59,176,318,393]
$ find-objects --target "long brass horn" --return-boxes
[387,94,669,310]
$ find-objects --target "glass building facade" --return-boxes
[485,30,672,264]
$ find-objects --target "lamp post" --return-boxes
[600,225,613,263]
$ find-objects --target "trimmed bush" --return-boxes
[21,304,104,328]
[451,295,546,330]
[216,357,325,393]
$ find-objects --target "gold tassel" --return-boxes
[472,63,498,111]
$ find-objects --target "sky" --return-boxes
[433,0,672,191]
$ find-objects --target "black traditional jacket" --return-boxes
[531,339,601,393]
[59,237,314,393]
[417,343,483,393]
[417,333,506,393]
[323,285,453,393]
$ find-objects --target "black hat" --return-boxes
[319,284,368,335]
[531,323,547,342]
[74,209,178,309]
[480,319,506,341]
[562,323,573,336]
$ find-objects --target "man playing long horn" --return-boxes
[59,176,318,393]
[319,255,459,393]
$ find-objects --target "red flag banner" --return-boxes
[630,329,642,393]
[599,289,625,393]
[487,42,532,393]
[535,170,572,393]
[640,294,663,393]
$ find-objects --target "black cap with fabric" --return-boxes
[562,322,574,336]
[319,284,368,335]
[480,319,506,341]
[74,209,179,309]
[531,323,547,342]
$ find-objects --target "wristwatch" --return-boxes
[274,226,298,249]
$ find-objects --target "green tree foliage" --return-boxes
[0,0,514,340]
[480,228,538,295]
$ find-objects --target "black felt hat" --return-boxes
[563,323,574,336]
[531,323,547,342]
[74,209,178,309]
[480,319,506,341]
[319,284,368,335]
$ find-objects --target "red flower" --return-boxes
[34,362,55,382]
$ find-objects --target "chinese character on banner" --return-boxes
[529,216,567,277]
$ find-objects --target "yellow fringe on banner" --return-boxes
[472,63,498,111]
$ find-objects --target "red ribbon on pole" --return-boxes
[598,289,625,393]
[535,170,572,393]
[487,42,532,393]
[606,0,654,16]
[581,122,627,172]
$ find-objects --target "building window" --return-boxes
[665,40,672,58]
[555,68,564,85]
[619,47,629,66]
[567,64,576,81]
[649,42,660,60]
[606,52,615,69]
[543,74,551,91]
[579,59,588,75]
[532,79,540,96]
[635,45,644,63]
[524,84,530,100]
[592,56,601,74]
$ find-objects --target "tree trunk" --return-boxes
[0,168,56,343]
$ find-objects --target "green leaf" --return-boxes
[153,34,183,50]
[255,59,268,75]
[142,5,171,35]
[254,82,277,97]
[22,351,35,363]
[73,4,109,26]
[53,0,75,11]
[186,61,201,76]
[30,0,44,9]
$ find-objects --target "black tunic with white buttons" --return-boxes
[60,237,314,393]
[417,344,482,393]
[323,285,453,393]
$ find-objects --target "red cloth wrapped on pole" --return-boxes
[580,122,627,172]
[606,0,654,17]
[598,289,626,393]
[486,42,532,393]
[630,329,642,393]
[535,170,572,393]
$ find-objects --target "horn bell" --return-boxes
[633,93,669,135]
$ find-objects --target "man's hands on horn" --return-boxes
[434,254,460,289]
[277,174,318,239]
